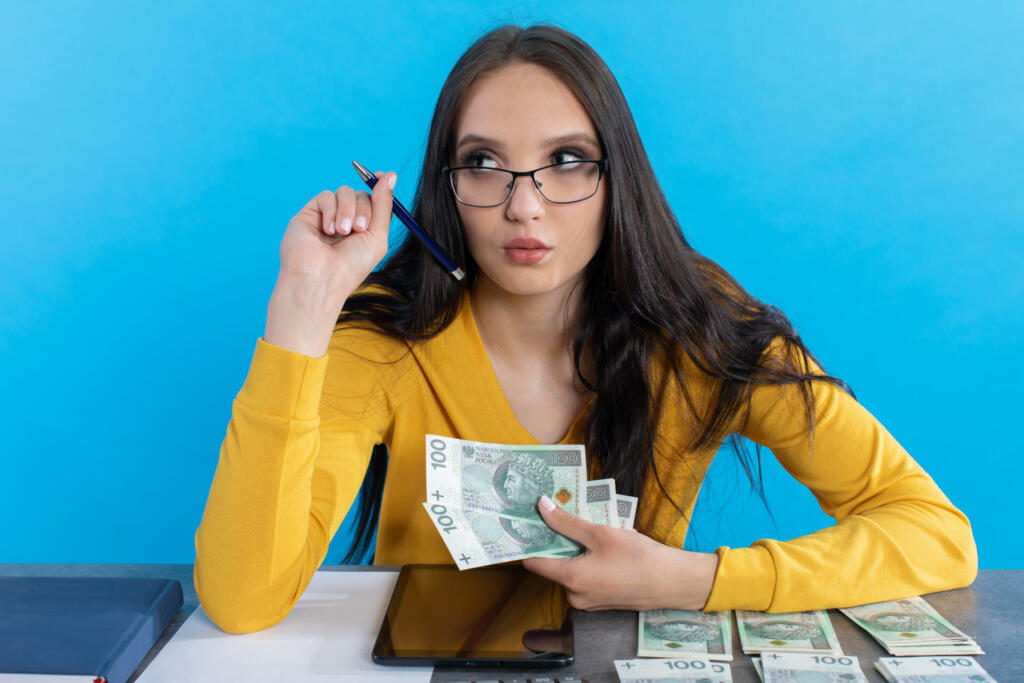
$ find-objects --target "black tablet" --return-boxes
[372,564,574,668]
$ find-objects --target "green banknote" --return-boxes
[425,434,586,524]
[637,609,733,661]
[529,479,618,559]
[736,610,843,654]
[536,481,624,557]
[872,643,985,656]
[839,597,973,649]
[586,478,617,525]
[421,501,581,570]
[616,493,638,529]
[759,652,868,682]
[614,657,733,682]
[875,655,995,682]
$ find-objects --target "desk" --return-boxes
[0,565,1019,682]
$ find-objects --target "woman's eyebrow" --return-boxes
[456,132,600,150]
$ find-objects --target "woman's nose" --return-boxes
[505,174,546,219]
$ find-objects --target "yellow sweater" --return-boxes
[194,288,977,634]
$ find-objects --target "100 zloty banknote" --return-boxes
[426,434,586,523]
[422,501,581,570]
[638,609,733,661]
[736,610,843,654]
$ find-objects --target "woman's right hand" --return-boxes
[277,170,398,308]
[263,170,397,357]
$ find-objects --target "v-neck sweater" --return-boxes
[194,288,977,634]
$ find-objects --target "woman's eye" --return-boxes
[552,148,585,164]
[463,151,498,168]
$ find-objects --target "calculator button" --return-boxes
[531,677,556,683]
[557,677,585,683]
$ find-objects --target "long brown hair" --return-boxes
[338,23,854,563]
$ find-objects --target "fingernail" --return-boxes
[340,217,352,234]
[539,495,556,512]
[355,215,367,229]
[387,172,397,189]
[328,219,335,234]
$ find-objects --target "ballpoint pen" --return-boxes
[351,160,465,281]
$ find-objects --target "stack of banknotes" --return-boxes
[839,597,984,655]
[637,609,733,660]
[421,435,639,570]
[737,609,843,657]
[615,657,732,682]
[875,655,995,682]
[754,653,868,682]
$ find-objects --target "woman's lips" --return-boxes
[502,238,551,265]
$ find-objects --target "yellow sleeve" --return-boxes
[193,334,388,633]
[703,338,977,612]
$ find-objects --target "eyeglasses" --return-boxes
[441,158,609,207]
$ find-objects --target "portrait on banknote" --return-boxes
[746,619,825,644]
[494,451,557,513]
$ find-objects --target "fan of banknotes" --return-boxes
[839,596,984,656]
[421,434,638,570]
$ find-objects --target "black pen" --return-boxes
[351,160,465,281]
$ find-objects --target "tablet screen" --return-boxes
[372,564,573,664]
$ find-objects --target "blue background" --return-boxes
[2,2,1021,567]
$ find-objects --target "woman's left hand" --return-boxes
[521,495,720,612]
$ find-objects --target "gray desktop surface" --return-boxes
[0,565,1019,682]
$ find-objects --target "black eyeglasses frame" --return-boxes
[440,158,610,207]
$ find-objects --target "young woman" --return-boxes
[194,24,977,634]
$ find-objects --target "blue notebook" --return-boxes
[0,576,183,683]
